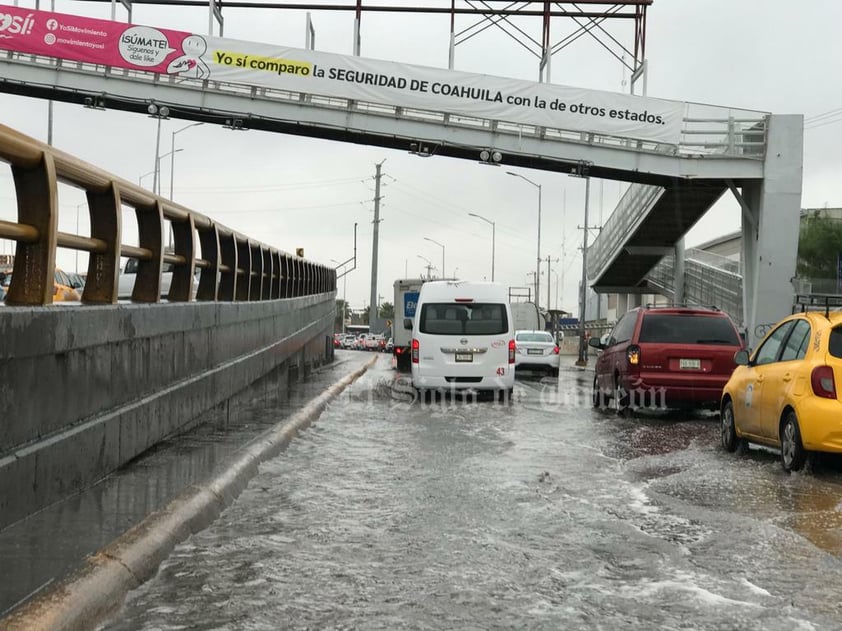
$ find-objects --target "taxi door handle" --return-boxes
[756,375,764,383]
[782,373,792,382]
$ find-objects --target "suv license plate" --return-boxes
[679,358,701,369]
[455,352,473,363]
[527,349,543,355]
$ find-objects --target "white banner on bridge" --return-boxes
[0,6,685,144]
[209,43,685,144]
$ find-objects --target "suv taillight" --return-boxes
[553,345,560,354]
[508,339,516,364]
[627,344,641,366]
[411,338,419,363]
[811,365,836,399]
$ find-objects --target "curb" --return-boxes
[0,355,378,631]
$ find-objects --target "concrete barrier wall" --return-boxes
[0,293,335,529]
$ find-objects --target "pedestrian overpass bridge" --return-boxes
[0,41,801,346]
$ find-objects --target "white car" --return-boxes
[118,258,174,300]
[514,330,560,376]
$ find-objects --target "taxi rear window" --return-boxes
[638,314,740,345]
[828,328,842,358]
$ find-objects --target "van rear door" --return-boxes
[418,302,510,376]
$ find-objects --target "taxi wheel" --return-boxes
[720,400,739,452]
[780,411,807,473]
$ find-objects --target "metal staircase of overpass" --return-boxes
[643,249,743,325]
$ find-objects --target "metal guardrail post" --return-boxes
[82,186,121,304]
[235,239,251,301]
[132,198,165,303]
[219,232,237,301]
[196,224,220,301]
[168,213,196,302]
[7,155,58,305]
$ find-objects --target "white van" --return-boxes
[408,280,515,396]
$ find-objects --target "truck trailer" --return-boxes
[393,278,427,371]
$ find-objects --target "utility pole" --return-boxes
[369,160,385,329]
[546,254,559,315]
[575,161,592,366]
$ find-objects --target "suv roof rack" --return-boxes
[643,302,720,311]
[794,293,842,318]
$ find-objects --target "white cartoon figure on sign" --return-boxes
[167,35,210,79]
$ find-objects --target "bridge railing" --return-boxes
[2,51,769,162]
[0,123,335,306]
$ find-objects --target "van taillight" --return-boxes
[627,344,641,366]
[508,339,516,364]
[411,339,419,363]
[811,365,836,399]
[553,346,560,355]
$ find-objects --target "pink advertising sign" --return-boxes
[0,5,198,75]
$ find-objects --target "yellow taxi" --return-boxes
[54,268,81,302]
[720,304,842,472]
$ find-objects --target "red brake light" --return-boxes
[411,338,419,363]
[811,365,837,399]
[508,339,516,364]
[454,298,474,303]
[627,344,641,366]
[553,345,560,354]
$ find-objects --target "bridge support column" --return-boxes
[741,114,803,348]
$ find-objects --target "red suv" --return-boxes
[590,306,744,413]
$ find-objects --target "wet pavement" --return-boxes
[0,353,374,619]
[83,353,842,630]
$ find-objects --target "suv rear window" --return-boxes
[638,313,739,345]
[419,302,508,335]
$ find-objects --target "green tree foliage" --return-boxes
[378,301,394,319]
[797,214,842,279]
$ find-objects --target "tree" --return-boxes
[378,301,394,319]
[797,214,842,280]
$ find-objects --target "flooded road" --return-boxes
[106,353,842,630]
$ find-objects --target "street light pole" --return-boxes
[424,237,445,279]
[417,254,434,279]
[468,212,496,281]
[146,104,170,196]
[170,122,204,201]
[331,258,347,334]
[507,171,542,309]
[576,163,592,366]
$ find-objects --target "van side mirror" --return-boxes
[403,318,413,330]
[733,349,750,366]
[588,336,603,350]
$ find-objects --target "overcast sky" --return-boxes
[0,0,837,312]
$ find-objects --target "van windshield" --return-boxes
[419,302,508,335]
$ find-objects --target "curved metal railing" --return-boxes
[0,123,334,306]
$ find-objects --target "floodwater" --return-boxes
[105,353,842,630]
